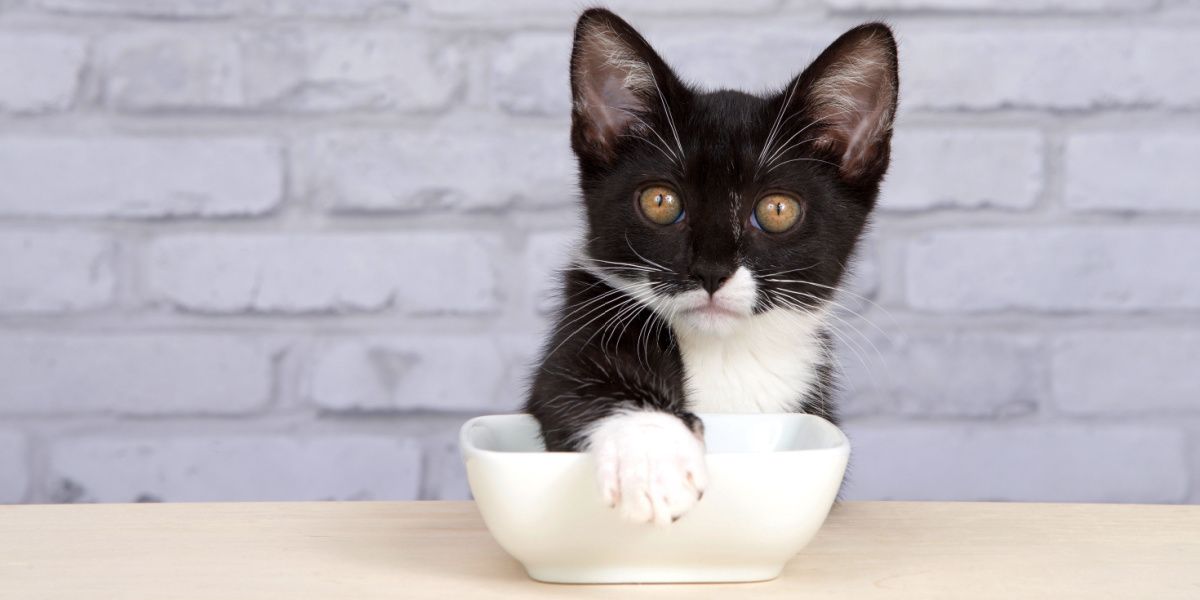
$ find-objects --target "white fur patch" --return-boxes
[583,409,707,526]
[670,266,758,336]
[577,259,829,415]
[675,306,827,413]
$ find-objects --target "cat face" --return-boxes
[569,10,898,336]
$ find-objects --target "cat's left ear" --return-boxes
[784,23,899,182]
[569,9,684,164]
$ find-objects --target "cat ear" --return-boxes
[569,9,681,163]
[786,23,899,181]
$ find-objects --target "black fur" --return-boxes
[526,9,898,451]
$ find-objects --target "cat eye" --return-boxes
[637,185,684,225]
[752,194,804,233]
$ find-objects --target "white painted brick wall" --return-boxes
[0,335,279,415]
[0,137,283,218]
[1052,332,1200,415]
[296,127,574,212]
[0,2,1196,505]
[844,424,1189,503]
[34,0,409,18]
[1065,133,1200,213]
[0,33,86,113]
[307,335,527,412]
[0,232,115,314]
[906,227,1200,312]
[884,130,1043,212]
[145,233,501,314]
[839,332,1046,418]
[0,432,27,503]
[48,435,421,502]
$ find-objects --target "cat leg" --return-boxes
[583,408,707,526]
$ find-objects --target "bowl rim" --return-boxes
[460,412,851,458]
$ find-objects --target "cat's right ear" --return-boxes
[569,9,680,164]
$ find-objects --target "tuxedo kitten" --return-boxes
[525,9,898,525]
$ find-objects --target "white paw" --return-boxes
[584,410,708,526]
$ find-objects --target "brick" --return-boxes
[423,435,471,500]
[1053,331,1200,416]
[100,30,461,112]
[906,227,1200,312]
[496,28,1200,113]
[99,32,243,110]
[48,436,421,502]
[525,231,576,314]
[0,33,87,113]
[491,34,571,116]
[883,130,1042,211]
[0,335,277,415]
[240,30,463,112]
[0,232,115,314]
[838,331,1044,418]
[903,30,1200,110]
[0,432,27,504]
[0,137,282,218]
[824,0,1155,11]
[146,234,501,314]
[1192,440,1200,504]
[308,335,529,412]
[655,29,831,95]
[425,0,778,18]
[298,129,573,212]
[37,0,243,16]
[1065,133,1200,213]
[843,424,1188,503]
[841,237,880,312]
[36,0,406,17]
[254,0,408,16]
[496,335,542,409]
[489,29,821,116]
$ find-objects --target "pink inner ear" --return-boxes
[808,39,897,178]
[574,25,652,154]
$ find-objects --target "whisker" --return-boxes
[762,136,822,172]
[773,288,889,379]
[772,286,891,344]
[546,288,631,340]
[623,232,671,272]
[766,156,841,173]
[757,77,801,168]
[765,277,898,330]
[768,295,878,387]
[582,258,659,273]
[756,262,822,279]
[649,71,686,161]
[542,291,638,361]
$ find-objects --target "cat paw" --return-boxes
[585,410,707,526]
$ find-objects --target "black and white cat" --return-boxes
[526,9,898,526]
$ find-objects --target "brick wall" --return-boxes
[1,0,1197,505]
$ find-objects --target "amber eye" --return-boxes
[637,186,684,225]
[752,194,804,233]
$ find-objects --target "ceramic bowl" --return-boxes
[460,412,849,584]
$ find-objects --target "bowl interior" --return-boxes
[463,413,847,455]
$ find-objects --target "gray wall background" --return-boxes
[1,0,1198,505]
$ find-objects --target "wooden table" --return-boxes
[1,501,1197,598]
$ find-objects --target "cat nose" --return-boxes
[690,266,732,295]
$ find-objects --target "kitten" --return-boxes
[525,9,898,526]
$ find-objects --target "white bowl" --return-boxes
[460,412,850,584]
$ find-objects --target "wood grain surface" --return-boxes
[1,501,1197,599]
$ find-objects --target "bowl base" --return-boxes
[525,564,785,584]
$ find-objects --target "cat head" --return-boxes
[569,9,898,336]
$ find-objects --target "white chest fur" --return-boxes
[673,308,827,413]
